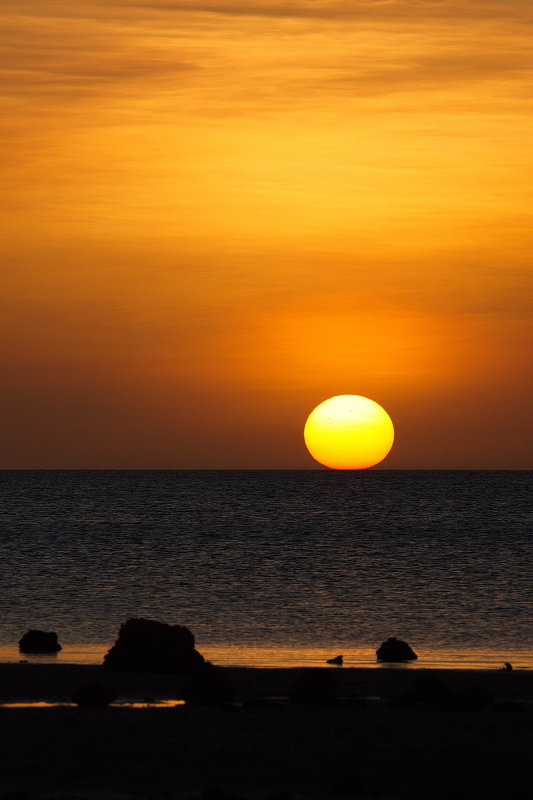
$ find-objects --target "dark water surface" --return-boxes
[0,471,531,667]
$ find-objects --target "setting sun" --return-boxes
[304,395,394,470]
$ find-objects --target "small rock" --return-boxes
[326,655,343,665]
[376,637,417,662]
[18,630,61,654]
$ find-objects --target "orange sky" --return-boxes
[1,0,532,468]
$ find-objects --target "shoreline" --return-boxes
[2,642,531,670]
[1,662,531,704]
[0,663,531,799]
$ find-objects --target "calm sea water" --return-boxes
[0,471,531,668]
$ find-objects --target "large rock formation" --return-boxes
[19,630,62,654]
[103,618,205,673]
[376,637,417,662]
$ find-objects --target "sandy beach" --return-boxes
[0,663,531,799]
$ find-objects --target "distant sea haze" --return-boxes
[0,470,531,668]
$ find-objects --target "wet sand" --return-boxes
[0,663,531,799]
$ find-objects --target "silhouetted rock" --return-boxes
[103,618,204,674]
[289,669,337,706]
[178,663,233,706]
[18,630,61,654]
[71,682,118,709]
[326,654,343,665]
[376,637,417,662]
[501,662,513,671]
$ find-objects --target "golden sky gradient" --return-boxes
[1,0,532,468]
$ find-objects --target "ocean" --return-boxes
[0,470,531,669]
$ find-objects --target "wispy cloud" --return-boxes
[1,14,197,101]
[320,48,533,98]
[3,2,532,111]
[82,0,533,24]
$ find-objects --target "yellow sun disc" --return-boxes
[304,395,394,470]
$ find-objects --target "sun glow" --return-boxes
[304,395,394,470]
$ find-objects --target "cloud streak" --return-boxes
[2,1,532,110]
[85,0,533,24]
[1,14,197,101]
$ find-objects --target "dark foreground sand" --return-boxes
[0,664,531,799]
